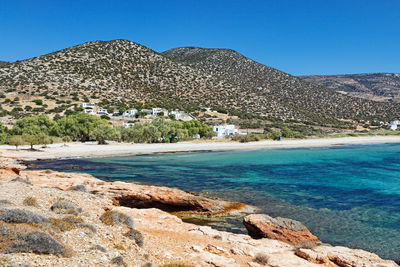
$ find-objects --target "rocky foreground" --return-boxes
[0,158,398,267]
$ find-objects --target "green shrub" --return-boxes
[32,99,43,105]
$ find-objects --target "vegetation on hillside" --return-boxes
[163,47,400,122]
[0,114,216,148]
[301,73,400,102]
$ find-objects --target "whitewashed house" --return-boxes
[388,120,400,130]
[81,103,96,109]
[151,108,163,116]
[123,122,135,128]
[213,125,238,137]
[169,110,182,120]
[83,109,95,115]
[123,109,138,117]
[97,108,108,115]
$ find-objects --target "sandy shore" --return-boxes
[0,135,399,160]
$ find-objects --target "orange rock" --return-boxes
[0,159,252,217]
[243,214,319,246]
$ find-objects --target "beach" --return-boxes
[1,135,399,160]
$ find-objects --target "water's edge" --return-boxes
[28,143,400,262]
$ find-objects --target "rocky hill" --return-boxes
[0,40,306,123]
[0,40,399,129]
[300,73,400,102]
[163,47,400,122]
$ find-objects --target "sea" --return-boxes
[30,143,400,262]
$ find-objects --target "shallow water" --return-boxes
[31,143,400,262]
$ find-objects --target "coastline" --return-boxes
[0,135,399,160]
[0,138,399,265]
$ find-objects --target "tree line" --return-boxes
[0,113,215,150]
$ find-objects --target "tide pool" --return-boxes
[31,143,400,262]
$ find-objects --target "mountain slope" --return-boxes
[0,40,317,122]
[0,40,346,125]
[300,73,400,102]
[163,47,400,121]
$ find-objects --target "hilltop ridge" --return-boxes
[163,47,400,121]
[300,73,400,102]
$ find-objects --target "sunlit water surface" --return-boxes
[31,143,400,262]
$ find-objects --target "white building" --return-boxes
[83,109,95,115]
[151,108,163,116]
[169,110,182,120]
[97,108,108,115]
[123,122,135,128]
[388,120,400,130]
[213,125,238,137]
[81,103,96,109]
[123,109,138,117]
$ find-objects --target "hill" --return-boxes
[0,40,399,131]
[0,40,319,124]
[163,47,400,122]
[300,73,400,102]
[0,61,8,66]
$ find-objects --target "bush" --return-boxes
[0,200,12,206]
[231,134,261,143]
[32,99,43,105]
[253,252,270,265]
[7,230,66,256]
[68,184,88,192]
[10,176,31,184]
[9,135,24,150]
[50,216,86,232]
[50,199,82,215]
[100,210,135,229]
[293,240,318,250]
[110,256,127,267]
[91,244,107,252]
[124,229,144,247]
[0,209,48,224]
[22,197,39,208]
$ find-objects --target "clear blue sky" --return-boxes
[0,0,399,75]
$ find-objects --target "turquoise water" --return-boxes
[31,143,400,262]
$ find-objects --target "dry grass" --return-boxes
[113,244,125,251]
[253,252,270,265]
[100,210,134,229]
[124,229,144,247]
[110,256,127,266]
[50,199,82,215]
[0,257,10,264]
[23,197,39,208]
[293,240,318,250]
[50,216,85,232]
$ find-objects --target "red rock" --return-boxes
[243,214,319,245]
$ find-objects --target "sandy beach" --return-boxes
[1,135,399,160]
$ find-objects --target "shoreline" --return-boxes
[0,138,399,265]
[0,135,399,160]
